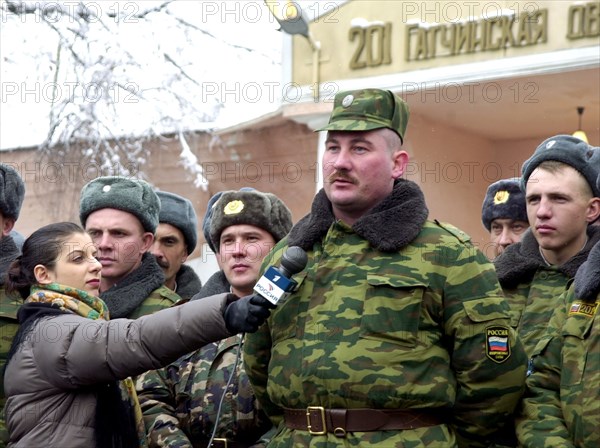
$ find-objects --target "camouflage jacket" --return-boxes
[516,239,600,447]
[0,236,21,448]
[100,252,182,319]
[244,181,526,448]
[494,226,600,357]
[136,271,273,448]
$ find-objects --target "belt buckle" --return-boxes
[211,438,228,448]
[306,406,327,435]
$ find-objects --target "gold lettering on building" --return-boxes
[568,2,600,39]
[349,22,392,69]
[405,10,548,61]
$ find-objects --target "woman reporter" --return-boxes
[3,222,272,447]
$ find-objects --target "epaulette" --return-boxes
[433,219,471,244]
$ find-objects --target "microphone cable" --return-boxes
[206,332,245,447]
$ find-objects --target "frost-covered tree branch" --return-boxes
[1,1,282,187]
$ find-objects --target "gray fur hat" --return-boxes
[0,163,25,220]
[209,189,293,252]
[481,178,528,231]
[521,135,600,197]
[79,176,160,233]
[156,191,198,254]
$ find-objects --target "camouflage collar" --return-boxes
[574,240,600,302]
[495,225,600,289]
[288,179,428,252]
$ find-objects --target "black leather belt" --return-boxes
[283,406,445,437]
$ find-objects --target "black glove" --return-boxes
[223,294,276,334]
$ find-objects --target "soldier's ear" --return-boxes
[1,217,15,237]
[392,150,409,179]
[141,232,154,253]
[585,197,600,223]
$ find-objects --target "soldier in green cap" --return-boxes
[243,88,527,447]
[79,176,182,318]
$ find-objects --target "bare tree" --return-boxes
[1,0,281,184]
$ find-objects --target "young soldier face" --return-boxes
[526,165,600,263]
[217,224,276,297]
[85,208,153,290]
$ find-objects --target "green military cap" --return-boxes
[317,88,410,142]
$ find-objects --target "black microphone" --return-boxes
[253,246,308,305]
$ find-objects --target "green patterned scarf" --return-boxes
[27,283,110,320]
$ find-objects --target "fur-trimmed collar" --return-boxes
[574,239,600,302]
[192,270,230,301]
[100,252,165,318]
[495,226,600,289]
[0,236,20,286]
[175,264,202,301]
[288,179,429,252]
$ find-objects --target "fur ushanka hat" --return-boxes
[80,176,160,233]
[481,178,528,231]
[209,189,292,252]
[0,164,25,220]
[521,134,599,197]
[156,190,198,254]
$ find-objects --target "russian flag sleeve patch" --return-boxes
[486,326,511,363]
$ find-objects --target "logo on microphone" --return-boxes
[254,266,296,305]
[253,247,308,306]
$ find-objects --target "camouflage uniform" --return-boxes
[100,252,182,319]
[494,226,600,357]
[516,239,600,447]
[126,285,182,319]
[244,181,527,448]
[136,270,273,447]
[0,235,21,447]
